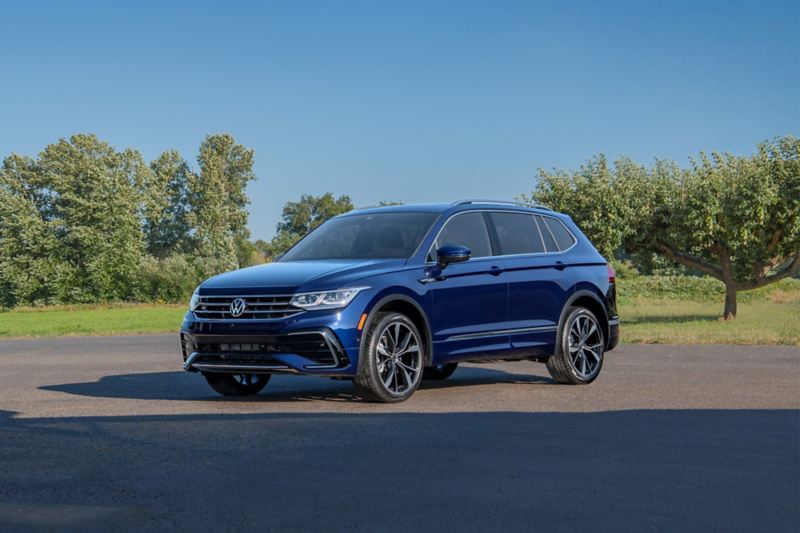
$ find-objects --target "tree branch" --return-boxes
[654,241,724,280]
[734,252,800,290]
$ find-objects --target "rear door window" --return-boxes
[488,212,545,255]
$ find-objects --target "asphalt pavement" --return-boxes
[0,335,797,531]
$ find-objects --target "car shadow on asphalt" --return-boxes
[39,366,556,402]
[0,407,797,532]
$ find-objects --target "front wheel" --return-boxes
[354,312,424,403]
[546,307,604,384]
[203,373,270,396]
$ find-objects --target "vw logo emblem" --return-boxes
[229,298,247,317]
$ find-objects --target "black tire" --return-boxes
[423,363,458,380]
[203,372,270,396]
[546,307,604,385]
[354,312,425,403]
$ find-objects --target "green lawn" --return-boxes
[0,303,186,338]
[0,298,798,345]
[620,299,799,345]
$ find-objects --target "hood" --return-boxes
[199,259,406,294]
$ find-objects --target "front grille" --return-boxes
[193,294,302,320]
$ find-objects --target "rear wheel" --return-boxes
[546,307,604,384]
[203,373,270,396]
[423,363,458,380]
[354,312,424,403]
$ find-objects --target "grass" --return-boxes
[0,303,185,338]
[620,299,800,345]
[0,290,798,345]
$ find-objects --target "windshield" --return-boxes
[279,212,439,261]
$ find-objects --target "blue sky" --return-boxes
[1,0,797,240]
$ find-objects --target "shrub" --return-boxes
[131,254,200,303]
[618,276,800,303]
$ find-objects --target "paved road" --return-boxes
[0,336,797,532]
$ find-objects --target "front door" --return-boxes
[424,212,509,362]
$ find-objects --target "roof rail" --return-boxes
[450,199,551,211]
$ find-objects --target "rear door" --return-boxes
[425,211,510,361]
[486,212,575,357]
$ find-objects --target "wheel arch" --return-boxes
[360,293,433,369]
[556,289,611,354]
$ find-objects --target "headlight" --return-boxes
[189,289,201,311]
[290,287,368,310]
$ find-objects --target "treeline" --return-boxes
[524,136,799,319]
[0,133,256,306]
[1,133,797,320]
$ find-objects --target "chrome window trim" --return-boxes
[424,209,578,265]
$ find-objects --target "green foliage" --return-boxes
[188,134,256,277]
[131,254,201,303]
[618,276,800,302]
[650,138,799,284]
[523,156,659,258]
[527,136,800,318]
[276,192,353,235]
[0,155,60,306]
[143,150,191,258]
[265,193,353,259]
[0,132,257,308]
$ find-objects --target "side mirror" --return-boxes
[436,244,471,269]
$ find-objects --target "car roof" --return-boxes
[342,200,558,218]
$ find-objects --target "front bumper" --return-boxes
[179,297,369,376]
[181,328,352,375]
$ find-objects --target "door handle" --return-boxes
[489,266,504,276]
[554,261,566,271]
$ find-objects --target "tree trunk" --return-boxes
[723,284,737,321]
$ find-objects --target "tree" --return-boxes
[265,193,353,258]
[527,136,800,320]
[0,155,58,306]
[37,134,148,302]
[645,137,799,319]
[143,150,191,258]
[524,155,656,258]
[187,134,256,277]
[276,192,353,236]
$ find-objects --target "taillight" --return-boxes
[607,264,616,284]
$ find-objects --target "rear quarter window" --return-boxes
[542,217,577,251]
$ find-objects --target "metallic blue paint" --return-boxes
[180,201,619,377]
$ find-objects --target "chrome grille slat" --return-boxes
[193,294,302,321]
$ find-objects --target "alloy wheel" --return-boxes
[376,321,422,394]
[567,314,603,379]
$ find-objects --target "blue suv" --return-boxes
[180,200,619,402]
